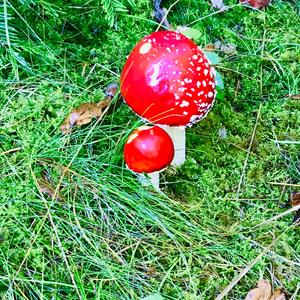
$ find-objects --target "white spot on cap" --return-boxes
[190,115,200,123]
[190,62,195,66]
[196,67,201,71]
[166,47,171,53]
[208,91,213,97]
[197,81,201,88]
[139,42,152,54]
[198,91,204,96]
[204,69,208,76]
[199,103,208,108]
[184,78,189,83]
[180,101,189,107]
[202,80,207,87]
[186,93,192,97]
[192,55,198,60]
[183,111,188,115]
[199,57,203,63]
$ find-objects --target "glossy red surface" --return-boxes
[120,31,216,126]
[124,126,174,173]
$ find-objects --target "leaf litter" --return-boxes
[245,279,286,300]
[60,83,119,134]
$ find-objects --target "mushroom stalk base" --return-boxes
[138,172,160,190]
[159,125,186,166]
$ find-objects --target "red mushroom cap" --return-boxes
[120,30,216,126]
[124,126,174,173]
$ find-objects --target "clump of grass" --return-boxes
[1,0,300,299]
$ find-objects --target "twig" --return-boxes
[236,103,262,198]
[155,0,180,31]
[0,147,21,156]
[216,225,294,299]
[255,203,300,228]
[268,182,300,188]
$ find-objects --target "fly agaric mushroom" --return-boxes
[124,126,174,188]
[120,30,216,166]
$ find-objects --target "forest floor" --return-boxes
[0,0,299,299]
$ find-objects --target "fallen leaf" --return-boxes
[177,26,201,42]
[203,44,216,52]
[245,279,271,300]
[153,0,170,29]
[214,41,237,54]
[290,192,300,224]
[291,192,300,207]
[202,51,222,64]
[245,280,286,300]
[141,294,164,300]
[269,289,286,300]
[240,0,271,9]
[60,100,111,134]
[218,127,227,139]
[37,178,63,201]
[60,83,119,134]
[210,0,228,11]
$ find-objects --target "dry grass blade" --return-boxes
[216,224,293,300]
[0,147,22,156]
[236,103,262,198]
[284,94,300,100]
[255,204,300,228]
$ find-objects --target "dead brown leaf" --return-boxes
[291,192,300,224]
[61,83,119,134]
[245,280,286,300]
[269,289,286,300]
[60,100,110,134]
[203,42,236,54]
[291,192,300,207]
[37,178,63,201]
[203,44,216,52]
[240,0,271,9]
[245,280,271,300]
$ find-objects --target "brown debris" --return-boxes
[60,83,119,134]
[60,99,111,134]
[37,178,63,201]
[245,280,286,300]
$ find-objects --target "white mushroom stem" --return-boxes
[138,171,160,190]
[159,125,186,166]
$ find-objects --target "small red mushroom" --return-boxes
[124,126,174,173]
[120,30,216,126]
[240,0,270,9]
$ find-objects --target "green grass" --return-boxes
[0,0,300,299]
